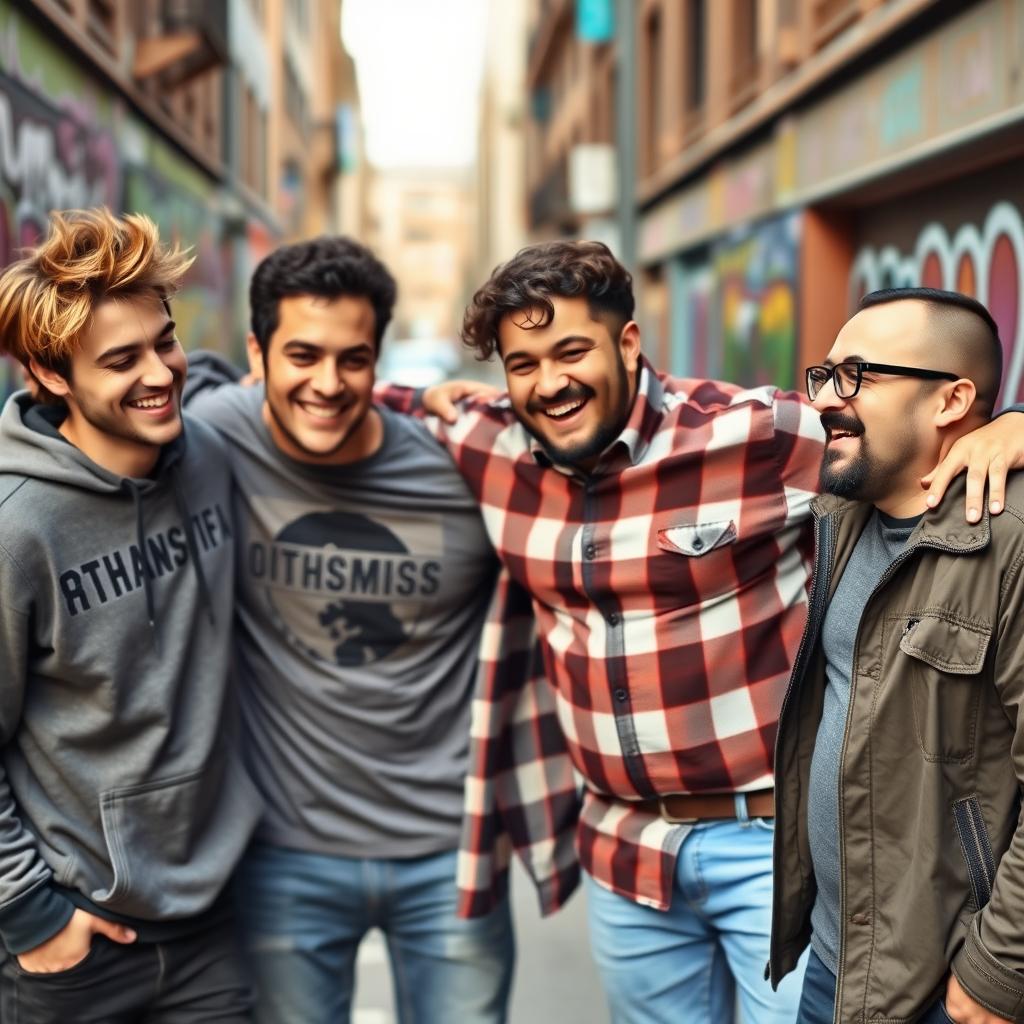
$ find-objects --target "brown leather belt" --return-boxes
[638,789,775,824]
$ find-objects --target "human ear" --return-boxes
[618,320,642,374]
[246,334,266,381]
[28,358,71,399]
[934,379,977,428]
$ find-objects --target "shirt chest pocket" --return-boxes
[650,520,740,606]
[898,611,992,763]
[657,521,737,557]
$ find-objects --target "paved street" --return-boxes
[353,862,609,1024]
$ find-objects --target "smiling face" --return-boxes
[814,301,945,507]
[498,296,641,470]
[248,293,381,465]
[31,290,185,477]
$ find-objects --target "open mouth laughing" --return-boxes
[529,385,595,429]
[126,389,175,416]
[297,399,352,422]
[542,397,588,420]
[821,413,864,450]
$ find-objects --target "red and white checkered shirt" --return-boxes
[389,359,823,914]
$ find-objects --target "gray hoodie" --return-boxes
[0,393,262,955]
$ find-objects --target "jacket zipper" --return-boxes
[955,796,996,909]
[832,533,963,1024]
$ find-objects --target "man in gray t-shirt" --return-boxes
[185,237,513,1024]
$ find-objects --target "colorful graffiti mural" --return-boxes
[0,3,266,400]
[714,212,800,390]
[850,201,1024,407]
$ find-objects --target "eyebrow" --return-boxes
[503,334,596,364]
[95,320,176,365]
[281,339,374,354]
[823,353,865,368]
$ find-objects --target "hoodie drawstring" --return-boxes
[171,466,216,626]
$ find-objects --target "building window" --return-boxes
[242,85,267,198]
[643,7,662,176]
[86,0,120,55]
[288,0,310,35]
[729,0,760,112]
[284,61,310,141]
[685,0,706,112]
[812,0,860,48]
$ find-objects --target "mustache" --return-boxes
[819,411,864,436]
[526,382,595,415]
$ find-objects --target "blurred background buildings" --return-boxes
[518,0,1024,407]
[1,0,1022,405]
[0,0,367,396]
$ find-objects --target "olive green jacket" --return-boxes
[770,475,1024,1024]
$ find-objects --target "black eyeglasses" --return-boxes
[805,362,959,401]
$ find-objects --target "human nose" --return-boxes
[313,360,344,395]
[811,373,846,413]
[535,360,568,398]
[140,349,174,388]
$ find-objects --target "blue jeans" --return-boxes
[586,814,807,1023]
[235,843,514,1024]
[797,948,954,1024]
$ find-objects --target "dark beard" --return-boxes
[819,410,869,498]
[819,445,870,498]
[521,357,632,470]
[532,413,625,468]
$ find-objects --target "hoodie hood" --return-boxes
[0,391,185,495]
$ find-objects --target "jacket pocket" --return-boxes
[92,753,262,919]
[657,520,736,557]
[898,612,991,762]
[953,795,997,912]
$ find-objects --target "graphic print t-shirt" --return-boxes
[189,384,497,857]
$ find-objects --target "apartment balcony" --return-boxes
[133,0,229,89]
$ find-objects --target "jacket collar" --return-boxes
[811,474,990,554]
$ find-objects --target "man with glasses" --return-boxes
[771,287,1024,1024]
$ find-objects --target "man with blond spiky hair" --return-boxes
[0,208,261,1023]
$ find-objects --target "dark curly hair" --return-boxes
[250,236,397,354]
[462,240,634,360]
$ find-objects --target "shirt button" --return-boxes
[607,612,620,626]
[584,544,596,560]
[613,688,628,703]
[850,912,871,926]
[692,537,704,551]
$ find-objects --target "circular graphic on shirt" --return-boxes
[251,510,441,667]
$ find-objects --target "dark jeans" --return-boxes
[0,922,251,1023]
[796,947,954,1024]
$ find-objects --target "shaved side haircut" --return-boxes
[859,287,1003,418]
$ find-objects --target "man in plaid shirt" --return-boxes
[402,242,1024,1023]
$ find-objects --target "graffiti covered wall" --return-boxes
[850,161,1024,408]
[0,3,253,399]
[714,212,800,390]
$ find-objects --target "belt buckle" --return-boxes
[658,798,698,825]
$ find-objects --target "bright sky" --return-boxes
[341,0,489,169]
